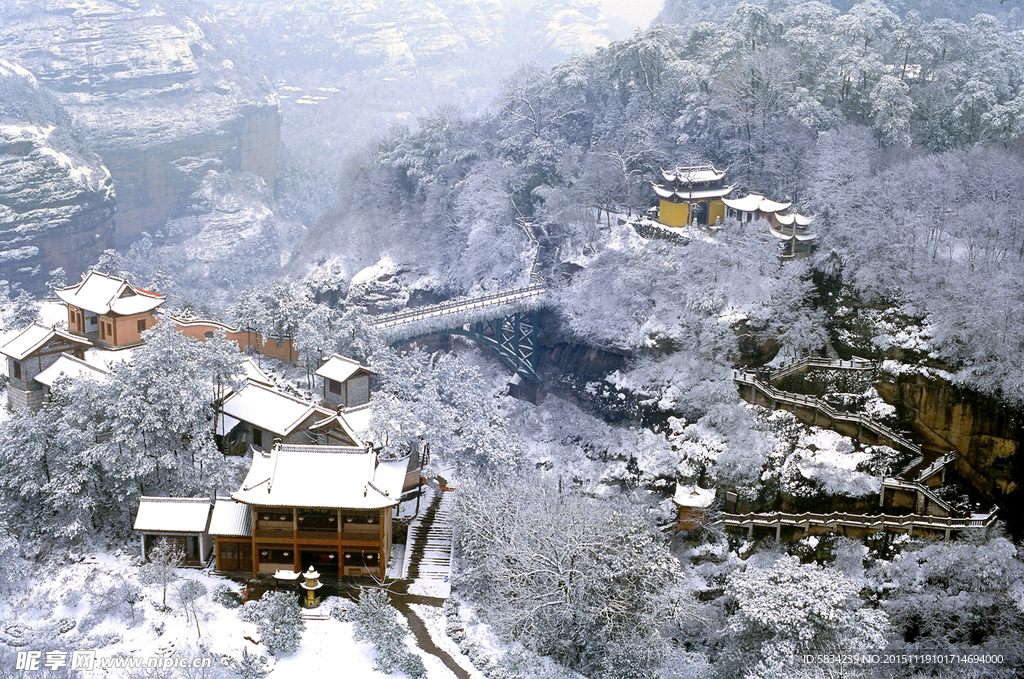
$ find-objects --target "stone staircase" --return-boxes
[402,489,454,582]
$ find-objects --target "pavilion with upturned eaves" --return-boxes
[55,270,165,348]
[654,165,817,257]
[653,165,734,227]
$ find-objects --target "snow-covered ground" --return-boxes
[267,618,383,679]
[5,550,471,679]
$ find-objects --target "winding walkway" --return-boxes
[722,359,985,541]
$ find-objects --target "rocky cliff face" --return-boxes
[0,59,115,293]
[210,0,609,72]
[875,374,1021,500]
[0,0,281,248]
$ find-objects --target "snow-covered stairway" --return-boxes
[402,489,454,582]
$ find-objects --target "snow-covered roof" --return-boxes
[208,497,252,537]
[55,270,165,316]
[0,323,90,361]
[721,193,765,212]
[219,382,364,444]
[769,227,795,241]
[240,357,274,387]
[756,197,791,213]
[722,194,794,214]
[220,382,325,438]
[134,497,213,534]
[34,353,110,387]
[673,485,716,508]
[342,403,372,434]
[309,412,364,446]
[315,354,376,383]
[774,212,813,227]
[232,444,405,510]
[668,185,735,201]
[661,165,727,184]
[215,414,241,437]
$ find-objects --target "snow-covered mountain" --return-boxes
[0,0,280,249]
[0,59,115,292]
[209,0,610,72]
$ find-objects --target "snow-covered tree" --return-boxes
[242,590,305,656]
[719,555,889,678]
[457,473,695,677]
[140,538,184,610]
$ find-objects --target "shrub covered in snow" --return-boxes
[240,591,305,657]
[779,428,882,498]
[351,588,425,678]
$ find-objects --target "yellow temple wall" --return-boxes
[709,199,725,225]
[659,200,689,227]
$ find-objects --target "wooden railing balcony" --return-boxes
[253,527,294,540]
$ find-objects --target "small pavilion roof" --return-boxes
[774,212,813,227]
[35,353,110,387]
[0,323,91,361]
[232,443,406,510]
[134,497,213,534]
[661,165,727,184]
[315,354,376,383]
[55,270,165,316]
[673,485,716,509]
[209,497,252,537]
[722,194,793,214]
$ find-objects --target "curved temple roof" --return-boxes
[232,444,406,510]
[721,194,793,214]
[56,270,165,316]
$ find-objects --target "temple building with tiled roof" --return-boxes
[55,270,165,348]
[653,164,734,227]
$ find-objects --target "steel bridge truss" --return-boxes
[399,311,541,383]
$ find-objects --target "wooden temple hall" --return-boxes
[134,442,417,580]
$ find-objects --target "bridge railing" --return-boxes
[370,283,547,330]
[734,370,920,457]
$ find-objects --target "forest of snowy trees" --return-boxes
[0,1,1023,678]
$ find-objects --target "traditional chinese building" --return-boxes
[55,271,165,348]
[0,323,92,411]
[215,381,363,454]
[654,165,734,227]
[673,484,716,531]
[315,354,376,410]
[134,497,215,567]
[770,212,817,258]
[214,442,408,579]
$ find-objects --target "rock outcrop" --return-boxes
[0,60,115,293]
[0,0,281,248]
[876,374,1021,500]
